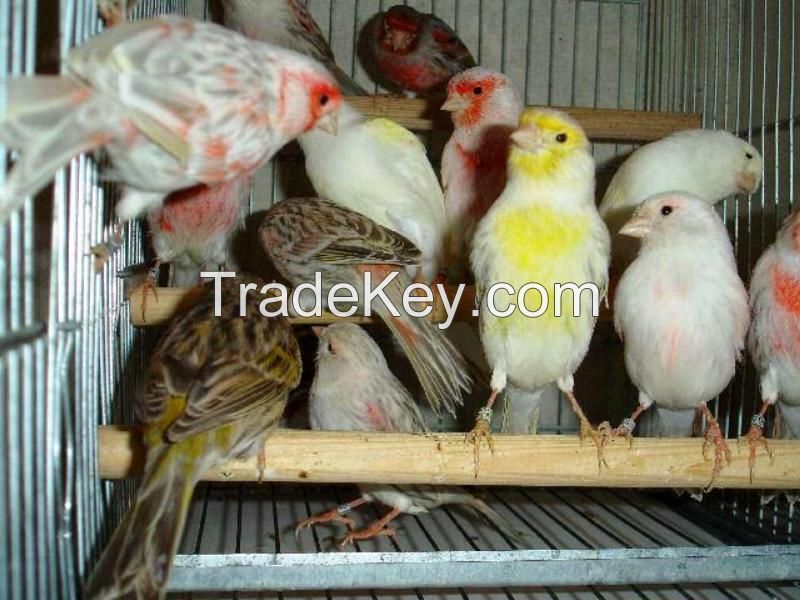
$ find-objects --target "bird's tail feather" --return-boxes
[376,275,471,418]
[464,496,530,547]
[83,443,201,600]
[0,77,118,222]
[326,63,368,96]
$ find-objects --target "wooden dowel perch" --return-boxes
[99,426,800,489]
[349,96,702,142]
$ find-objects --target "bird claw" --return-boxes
[741,420,775,484]
[339,525,396,548]
[294,510,357,540]
[465,416,494,479]
[580,417,611,471]
[702,419,732,492]
[611,417,637,449]
[257,447,267,483]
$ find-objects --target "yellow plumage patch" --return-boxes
[510,108,589,179]
[366,118,422,148]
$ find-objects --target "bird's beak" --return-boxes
[311,326,324,337]
[736,170,760,194]
[441,95,467,112]
[510,126,544,153]
[619,213,653,238]
[388,29,412,51]
[316,112,338,135]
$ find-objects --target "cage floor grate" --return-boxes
[167,484,800,599]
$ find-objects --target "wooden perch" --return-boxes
[349,96,702,142]
[98,426,800,489]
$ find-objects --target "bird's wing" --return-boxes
[285,0,336,63]
[377,375,429,434]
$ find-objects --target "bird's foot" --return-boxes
[742,414,774,484]
[339,508,401,547]
[257,447,267,483]
[465,407,495,478]
[579,416,611,471]
[611,417,638,449]
[702,419,732,491]
[138,265,160,324]
[90,228,124,273]
[295,506,357,540]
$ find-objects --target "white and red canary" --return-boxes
[366,5,475,96]
[599,129,762,274]
[221,0,367,95]
[259,197,470,418]
[613,192,750,486]
[746,208,800,480]
[0,16,341,230]
[296,323,525,547]
[147,176,250,287]
[297,102,447,282]
[441,67,523,279]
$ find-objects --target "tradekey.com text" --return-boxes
[202,271,602,330]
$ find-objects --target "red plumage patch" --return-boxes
[773,265,800,316]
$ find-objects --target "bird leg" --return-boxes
[294,498,368,539]
[340,507,402,548]
[742,402,775,483]
[701,404,732,491]
[564,390,610,470]
[465,389,499,478]
[91,224,125,273]
[138,258,161,324]
[612,405,647,448]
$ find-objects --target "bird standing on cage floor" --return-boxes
[297,102,448,283]
[83,275,302,600]
[364,5,475,97]
[295,323,527,547]
[260,197,470,419]
[468,108,611,475]
[441,67,523,282]
[0,16,341,269]
[746,207,800,489]
[221,0,368,95]
[598,129,762,279]
[611,192,750,490]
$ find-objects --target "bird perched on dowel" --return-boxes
[364,4,475,97]
[297,102,448,282]
[441,67,523,280]
[221,0,368,95]
[0,16,341,265]
[468,108,611,471]
[746,207,800,485]
[598,129,762,276]
[295,323,526,547]
[612,192,750,488]
[83,275,302,599]
[147,176,251,287]
[259,197,470,419]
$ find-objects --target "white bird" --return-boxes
[613,191,750,486]
[297,102,448,282]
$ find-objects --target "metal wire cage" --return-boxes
[0,1,798,598]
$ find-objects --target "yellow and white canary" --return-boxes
[469,108,610,464]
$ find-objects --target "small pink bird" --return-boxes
[441,67,523,277]
[746,208,800,478]
[222,0,367,95]
[0,16,341,230]
[147,176,250,287]
[366,5,475,96]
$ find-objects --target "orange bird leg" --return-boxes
[295,498,369,539]
[340,507,402,548]
[701,404,732,491]
[465,388,499,478]
[565,390,611,471]
[742,402,775,483]
[612,405,647,447]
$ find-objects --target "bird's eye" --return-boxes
[746,152,754,159]
[326,342,335,354]
[661,205,673,216]
[556,133,568,143]
[319,94,330,106]
[473,86,483,95]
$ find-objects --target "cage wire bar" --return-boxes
[1,0,799,598]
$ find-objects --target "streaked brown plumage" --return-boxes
[84,276,301,599]
[259,197,470,417]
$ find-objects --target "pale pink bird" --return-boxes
[147,176,250,287]
[0,16,341,238]
[222,0,366,95]
[613,192,750,487]
[441,67,523,278]
[296,323,525,547]
[746,208,800,479]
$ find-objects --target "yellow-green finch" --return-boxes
[84,276,301,599]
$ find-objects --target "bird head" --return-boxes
[277,52,342,137]
[619,191,723,244]
[381,6,422,54]
[732,138,762,195]
[508,108,591,180]
[442,67,521,128]
[314,323,387,371]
